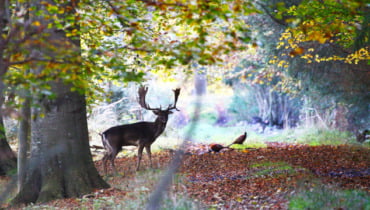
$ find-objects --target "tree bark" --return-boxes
[17,97,30,191]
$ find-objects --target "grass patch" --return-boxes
[289,184,370,210]
[230,141,266,149]
[250,161,290,168]
[254,166,294,177]
[112,169,202,210]
[18,168,202,210]
[263,127,357,146]
[296,128,355,146]
[248,161,303,178]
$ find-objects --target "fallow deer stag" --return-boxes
[101,86,180,174]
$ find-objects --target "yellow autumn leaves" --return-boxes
[276,25,369,65]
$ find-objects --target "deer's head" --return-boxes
[138,86,180,123]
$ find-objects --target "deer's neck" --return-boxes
[153,118,167,138]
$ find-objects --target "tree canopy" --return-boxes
[0,0,369,206]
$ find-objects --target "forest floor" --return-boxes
[1,142,369,209]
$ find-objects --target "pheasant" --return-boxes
[209,132,247,152]
[227,131,247,146]
[356,130,369,143]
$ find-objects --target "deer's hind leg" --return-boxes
[109,148,120,175]
[102,148,119,175]
[102,153,109,175]
[136,144,145,171]
[145,145,153,168]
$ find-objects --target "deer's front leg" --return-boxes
[145,145,153,168]
[136,145,145,171]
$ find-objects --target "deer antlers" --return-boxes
[138,86,180,111]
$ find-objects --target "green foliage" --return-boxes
[79,0,259,73]
[247,0,369,132]
[289,185,370,210]
[308,1,365,46]
[3,0,262,113]
[275,0,369,63]
[272,1,369,132]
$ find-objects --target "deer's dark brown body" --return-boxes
[103,121,167,147]
[101,86,180,174]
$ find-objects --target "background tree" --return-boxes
[230,0,369,131]
[272,0,370,131]
[0,0,17,177]
[17,96,30,191]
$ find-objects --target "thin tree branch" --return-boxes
[255,2,288,27]
[8,57,79,66]
[104,0,130,28]
[138,0,185,7]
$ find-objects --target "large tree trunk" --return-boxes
[12,82,109,204]
[12,0,109,205]
[0,113,17,176]
[0,0,16,177]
